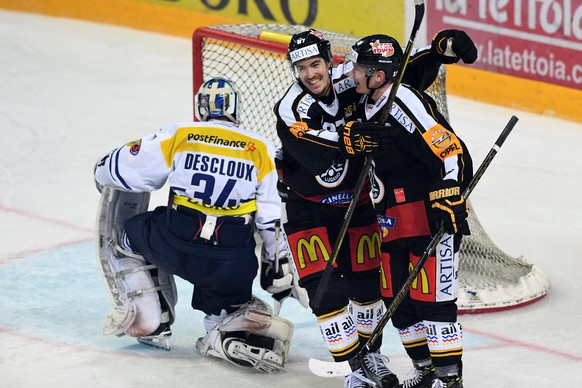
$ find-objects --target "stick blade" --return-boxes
[308,358,352,377]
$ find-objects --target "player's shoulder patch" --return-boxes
[126,139,142,155]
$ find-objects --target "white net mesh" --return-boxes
[192,24,550,313]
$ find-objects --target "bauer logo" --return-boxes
[289,44,320,63]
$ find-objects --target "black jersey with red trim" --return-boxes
[356,84,473,235]
[274,47,443,206]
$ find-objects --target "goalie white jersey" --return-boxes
[94,119,284,260]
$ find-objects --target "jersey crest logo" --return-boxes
[315,158,349,188]
[127,139,141,156]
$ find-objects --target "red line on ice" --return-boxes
[0,205,94,233]
[465,327,582,362]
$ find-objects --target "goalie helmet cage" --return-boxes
[192,24,550,314]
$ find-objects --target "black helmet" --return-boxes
[287,29,332,65]
[349,34,403,82]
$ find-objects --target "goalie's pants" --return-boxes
[124,205,257,316]
[282,199,382,317]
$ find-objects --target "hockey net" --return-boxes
[192,24,550,314]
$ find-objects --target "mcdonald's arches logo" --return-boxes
[355,233,381,264]
[287,226,333,278]
[409,255,437,302]
[348,224,381,272]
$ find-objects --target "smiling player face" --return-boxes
[295,57,331,97]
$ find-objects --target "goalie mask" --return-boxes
[347,34,403,88]
[287,29,333,80]
[195,77,239,124]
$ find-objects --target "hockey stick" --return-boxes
[273,220,283,315]
[309,115,520,377]
[311,0,426,309]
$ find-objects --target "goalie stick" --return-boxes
[311,0,426,309]
[309,115,520,377]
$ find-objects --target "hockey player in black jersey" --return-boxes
[274,29,476,388]
[338,33,476,388]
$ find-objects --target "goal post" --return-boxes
[192,24,550,314]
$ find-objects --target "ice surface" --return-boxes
[1,9,581,387]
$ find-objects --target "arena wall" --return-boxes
[1,0,580,123]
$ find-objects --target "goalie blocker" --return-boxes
[95,187,177,350]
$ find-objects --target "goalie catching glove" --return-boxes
[338,121,392,158]
[261,255,309,308]
[431,29,478,64]
[429,180,469,235]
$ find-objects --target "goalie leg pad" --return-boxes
[196,296,293,373]
[111,255,162,337]
[135,267,177,350]
[156,268,178,326]
[96,187,176,343]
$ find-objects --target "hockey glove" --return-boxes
[432,29,478,64]
[260,255,309,308]
[428,180,469,234]
[338,121,392,158]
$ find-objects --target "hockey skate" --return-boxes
[400,365,436,388]
[362,351,399,388]
[430,376,463,388]
[196,296,293,373]
[137,321,172,350]
[344,367,375,388]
